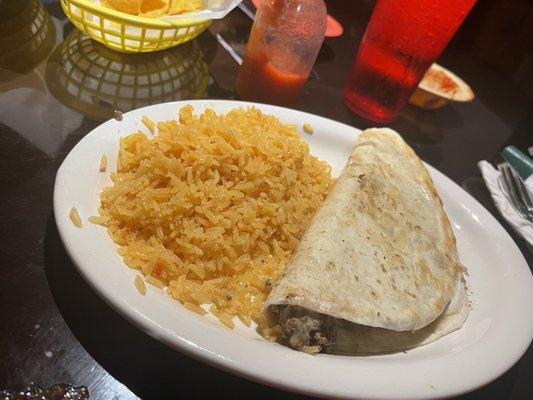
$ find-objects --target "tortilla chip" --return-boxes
[140,0,167,16]
[102,0,143,15]
[102,0,203,17]
[167,0,203,15]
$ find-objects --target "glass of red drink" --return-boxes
[343,0,477,123]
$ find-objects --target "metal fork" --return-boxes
[498,163,533,222]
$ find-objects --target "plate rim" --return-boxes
[53,99,533,400]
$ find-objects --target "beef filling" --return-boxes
[274,306,337,353]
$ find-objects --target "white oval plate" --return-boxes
[54,100,533,400]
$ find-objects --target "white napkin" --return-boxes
[478,161,533,247]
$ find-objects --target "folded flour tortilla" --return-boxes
[264,128,469,354]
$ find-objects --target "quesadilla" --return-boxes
[264,128,469,354]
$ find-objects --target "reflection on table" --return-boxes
[46,29,210,121]
[0,0,56,80]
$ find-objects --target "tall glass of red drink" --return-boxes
[343,0,477,123]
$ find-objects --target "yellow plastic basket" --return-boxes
[60,0,212,53]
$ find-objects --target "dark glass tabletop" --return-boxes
[1,0,531,398]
